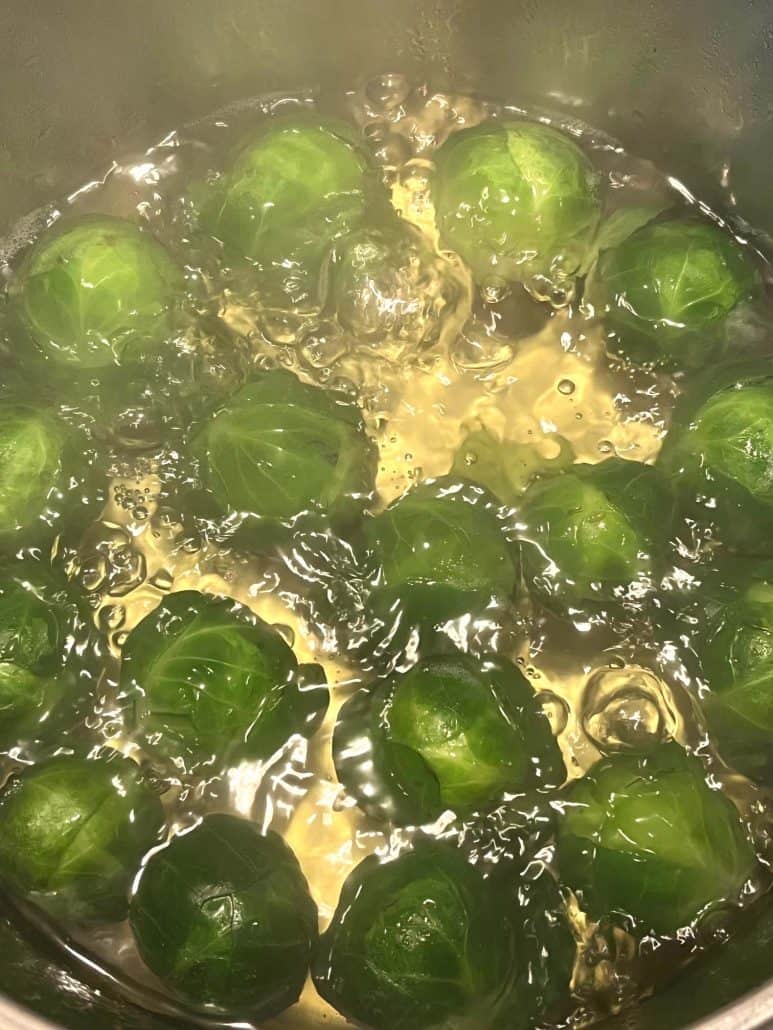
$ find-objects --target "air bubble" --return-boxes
[597,440,615,455]
[365,73,411,112]
[582,666,678,752]
[557,379,575,396]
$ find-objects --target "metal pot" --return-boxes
[0,1,771,1027]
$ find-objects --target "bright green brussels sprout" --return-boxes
[0,753,164,922]
[191,369,376,525]
[201,117,372,309]
[557,743,757,935]
[130,814,317,1016]
[591,218,759,368]
[658,366,773,555]
[433,121,600,292]
[695,572,773,785]
[312,840,520,1029]
[334,653,565,825]
[16,215,184,369]
[519,458,674,607]
[0,571,72,746]
[0,402,67,548]
[120,590,328,773]
[332,219,462,349]
[363,476,517,633]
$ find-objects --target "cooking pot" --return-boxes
[0,1,771,1027]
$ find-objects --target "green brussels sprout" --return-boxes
[695,572,773,785]
[433,121,601,293]
[519,458,674,607]
[450,426,574,505]
[557,743,757,934]
[191,369,376,526]
[130,814,317,1016]
[658,366,773,555]
[0,572,72,746]
[16,215,184,369]
[334,653,565,825]
[363,476,517,634]
[0,402,66,548]
[120,590,328,773]
[332,219,462,349]
[590,218,759,368]
[312,840,520,1029]
[0,753,165,922]
[201,117,372,309]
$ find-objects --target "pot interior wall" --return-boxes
[0,1,771,1028]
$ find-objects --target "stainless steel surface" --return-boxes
[0,1,771,1028]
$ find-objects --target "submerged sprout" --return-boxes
[519,458,674,606]
[696,572,773,785]
[591,218,759,368]
[0,753,164,922]
[364,476,517,633]
[202,117,372,309]
[334,653,565,826]
[120,590,328,773]
[434,121,600,293]
[130,814,317,1017]
[332,219,462,350]
[16,215,183,368]
[191,369,376,525]
[450,426,574,504]
[659,367,773,554]
[0,402,65,548]
[557,743,756,935]
[313,840,519,1029]
[0,572,71,746]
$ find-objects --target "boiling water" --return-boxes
[2,75,773,1029]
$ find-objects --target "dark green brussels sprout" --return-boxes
[332,219,462,350]
[16,215,184,369]
[201,117,372,309]
[695,572,773,785]
[0,402,67,548]
[363,476,517,634]
[0,571,73,746]
[557,743,756,935]
[312,840,520,1029]
[519,458,674,607]
[433,121,600,293]
[590,218,759,368]
[191,369,376,526]
[130,814,317,1017]
[334,653,565,825]
[658,366,773,555]
[0,753,164,922]
[120,590,328,773]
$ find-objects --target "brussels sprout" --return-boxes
[433,121,600,292]
[0,572,72,745]
[557,743,756,935]
[191,369,376,526]
[332,219,462,349]
[201,117,372,309]
[120,590,328,773]
[658,366,773,555]
[450,426,574,504]
[16,215,184,369]
[590,218,759,368]
[334,653,565,825]
[519,458,674,607]
[130,814,317,1016]
[694,572,773,785]
[0,402,66,548]
[363,476,517,636]
[0,753,164,922]
[312,840,520,1029]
